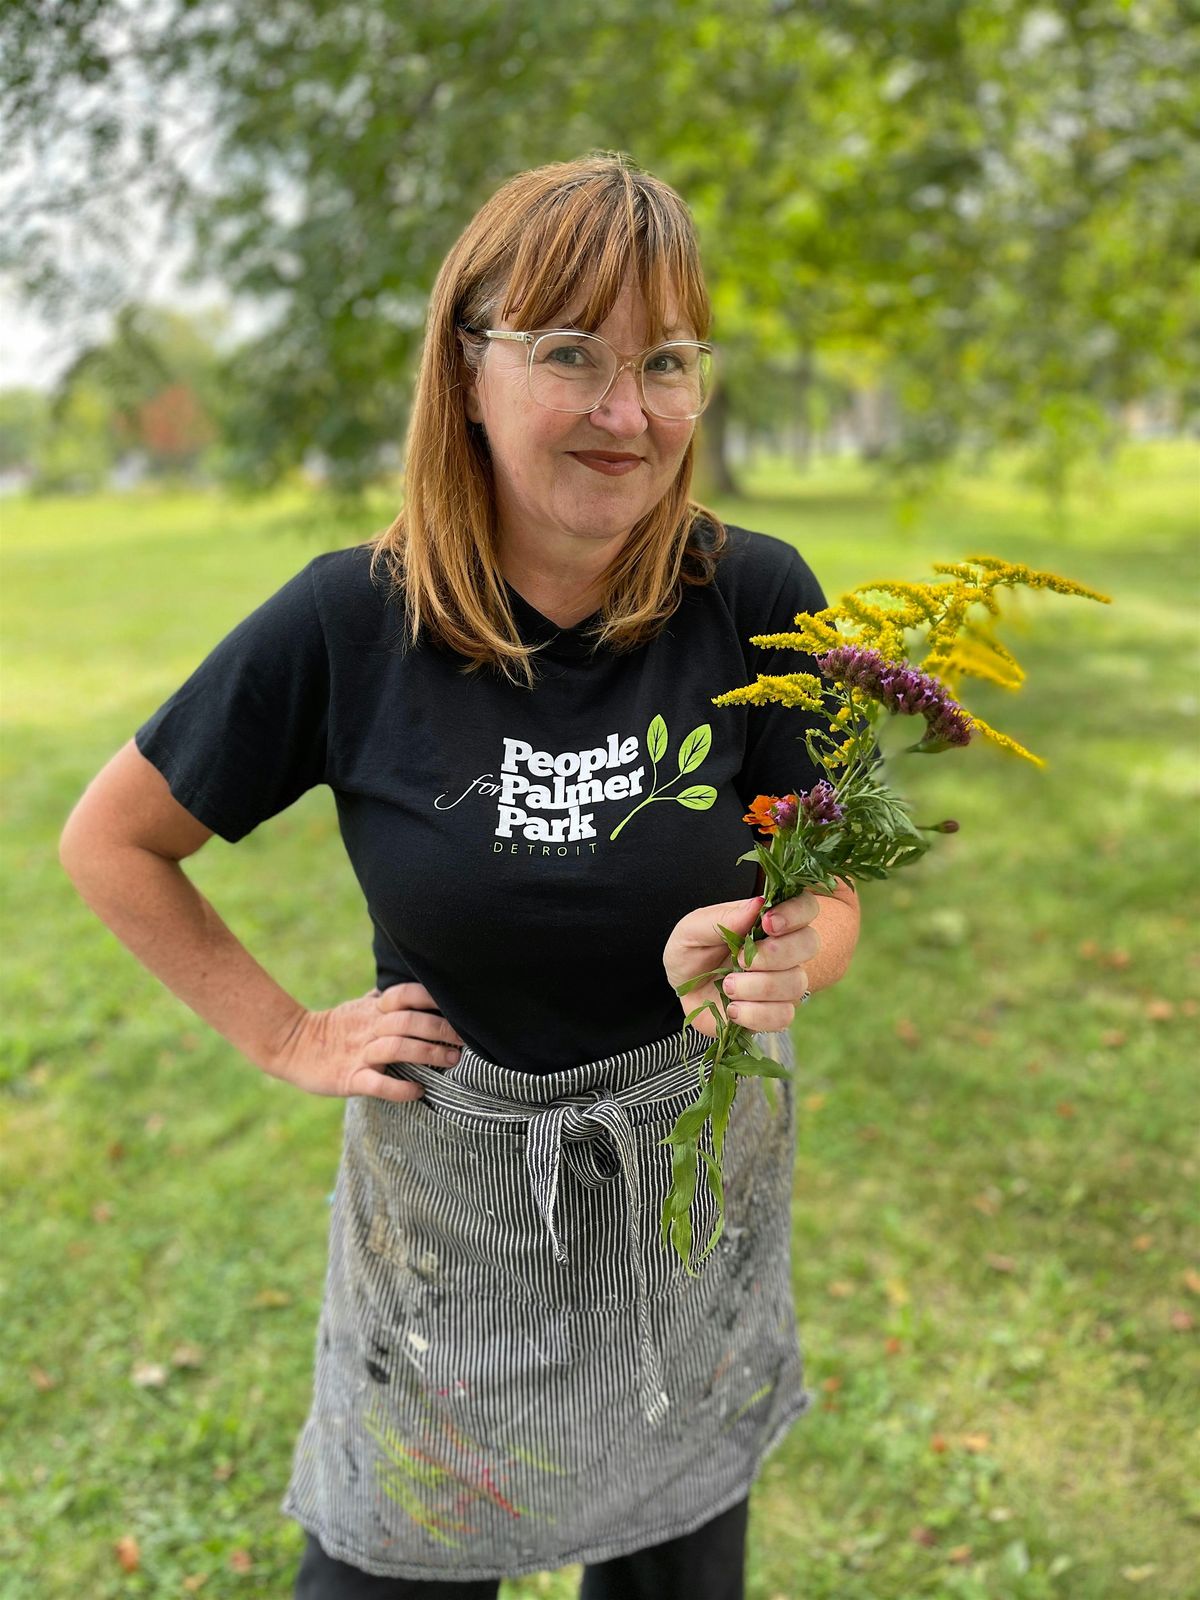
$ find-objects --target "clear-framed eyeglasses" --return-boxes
[476,328,716,421]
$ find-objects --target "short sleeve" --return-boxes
[134,561,329,842]
[734,543,833,810]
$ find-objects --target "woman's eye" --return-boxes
[645,351,685,374]
[545,344,589,366]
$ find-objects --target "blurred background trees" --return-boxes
[2,0,1196,501]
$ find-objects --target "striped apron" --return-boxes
[280,1022,813,1582]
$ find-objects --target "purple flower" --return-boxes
[816,645,972,747]
[799,780,844,826]
[767,794,799,829]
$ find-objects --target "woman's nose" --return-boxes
[589,363,649,435]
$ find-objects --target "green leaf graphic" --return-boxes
[647,714,668,763]
[676,785,717,811]
[677,723,712,774]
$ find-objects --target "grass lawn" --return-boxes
[2,441,1197,1598]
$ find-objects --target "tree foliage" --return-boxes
[2,0,1197,495]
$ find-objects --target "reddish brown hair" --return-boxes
[369,150,727,688]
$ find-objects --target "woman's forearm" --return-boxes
[59,837,306,1076]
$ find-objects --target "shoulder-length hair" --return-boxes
[368,150,728,689]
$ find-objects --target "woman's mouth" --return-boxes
[568,452,643,476]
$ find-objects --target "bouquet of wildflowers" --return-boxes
[661,555,1110,1270]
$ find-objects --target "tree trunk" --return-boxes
[693,385,738,501]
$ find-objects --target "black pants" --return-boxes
[294,1493,749,1599]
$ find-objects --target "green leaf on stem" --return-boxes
[674,966,729,996]
[709,1064,737,1162]
[696,1148,726,1262]
[647,714,668,763]
[661,1087,713,1146]
[724,1052,790,1080]
[677,724,712,774]
[676,785,717,810]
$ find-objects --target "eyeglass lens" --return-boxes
[528,333,712,419]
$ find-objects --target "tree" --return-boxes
[3,0,1196,498]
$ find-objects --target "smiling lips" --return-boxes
[569,451,643,475]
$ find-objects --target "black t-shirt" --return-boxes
[134,523,829,1073]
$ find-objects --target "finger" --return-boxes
[357,1070,427,1105]
[676,895,765,952]
[374,1010,466,1049]
[761,890,820,932]
[724,999,797,1033]
[363,1034,464,1071]
[739,924,821,970]
[724,965,809,1009]
[376,981,444,1013]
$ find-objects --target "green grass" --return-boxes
[2,441,1198,1598]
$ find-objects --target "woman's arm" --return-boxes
[58,740,464,1095]
[59,739,313,1074]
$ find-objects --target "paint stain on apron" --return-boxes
[280,1024,813,1582]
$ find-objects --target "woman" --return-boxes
[59,153,861,1598]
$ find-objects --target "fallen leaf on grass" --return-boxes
[883,1336,904,1355]
[91,1201,113,1223]
[131,1362,168,1388]
[985,1254,1016,1273]
[29,1366,56,1392]
[1182,1268,1200,1295]
[960,1432,991,1452]
[114,1535,140,1572]
[884,1276,910,1306]
[930,1434,949,1453]
[1169,1308,1194,1332]
[802,1092,826,1112]
[171,1343,205,1368]
[1143,997,1175,1021]
[895,1017,921,1047]
[228,1549,253,1573]
[182,1576,208,1593]
[143,1113,166,1135]
[971,1191,1001,1216]
[1056,1100,1078,1116]
[1121,1565,1158,1583]
[1102,949,1132,970]
[826,1280,856,1298]
[911,1524,938,1545]
[106,1141,126,1163]
[251,1288,292,1309]
[947,1544,973,1564]
[1100,1029,1127,1049]
[213,1461,235,1481]
[1132,1234,1153,1252]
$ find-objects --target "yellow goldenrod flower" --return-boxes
[965,714,1046,767]
[711,672,827,713]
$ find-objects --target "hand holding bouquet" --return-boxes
[661,555,1110,1270]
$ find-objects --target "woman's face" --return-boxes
[463,276,697,562]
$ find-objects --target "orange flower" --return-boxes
[742,793,798,836]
